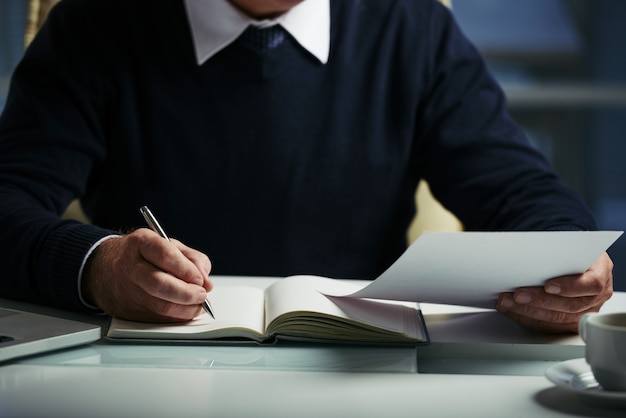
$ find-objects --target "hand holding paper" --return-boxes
[331,231,622,333]
[343,231,620,303]
[496,251,615,333]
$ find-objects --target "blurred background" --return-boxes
[1,0,625,289]
[450,0,626,290]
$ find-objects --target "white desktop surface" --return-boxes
[3,365,615,418]
[1,276,625,418]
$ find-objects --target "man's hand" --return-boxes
[495,252,614,333]
[81,229,213,322]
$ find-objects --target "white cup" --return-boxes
[579,312,626,391]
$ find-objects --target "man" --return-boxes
[0,0,613,333]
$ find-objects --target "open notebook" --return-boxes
[108,276,428,345]
[0,307,101,362]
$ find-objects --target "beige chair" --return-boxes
[409,181,462,242]
[24,0,462,237]
[25,0,59,47]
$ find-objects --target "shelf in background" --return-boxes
[503,83,626,108]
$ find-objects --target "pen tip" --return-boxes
[203,301,215,319]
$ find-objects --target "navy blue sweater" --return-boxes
[0,0,595,311]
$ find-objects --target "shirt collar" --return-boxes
[183,0,330,65]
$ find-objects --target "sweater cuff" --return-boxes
[35,221,117,312]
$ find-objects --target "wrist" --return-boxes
[79,235,121,309]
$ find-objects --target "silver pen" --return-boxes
[139,205,215,319]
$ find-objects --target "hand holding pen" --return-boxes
[79,211,214,322]
[140,206,215,319]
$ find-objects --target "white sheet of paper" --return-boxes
[344,231,623,308]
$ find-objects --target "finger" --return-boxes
[127,269,207,322]
[172,239,214,292]
[133,263,208,306]
[496,292,601,333]
[100,267,205,323]
[132,231,210,320]
[496,293,578,333]
[509,287,601,314]
[544,253,613,298]
[137,230,205,286]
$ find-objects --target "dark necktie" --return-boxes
[239,25,287,52]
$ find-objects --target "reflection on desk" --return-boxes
[16,341,418,373]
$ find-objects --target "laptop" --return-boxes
[0,307,101,362]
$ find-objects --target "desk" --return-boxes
[1,277,625,418]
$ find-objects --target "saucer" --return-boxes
[545,358,626,408]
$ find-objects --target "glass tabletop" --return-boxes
[15,340,419,373]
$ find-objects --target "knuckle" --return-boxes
[586,274,605,294]
[127,228,150,244]
[599,285,614,303]
[161,245,181,261]
[607,257,614,270]
[150,275,174,298]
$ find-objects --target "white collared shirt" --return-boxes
[183,0,330,65]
